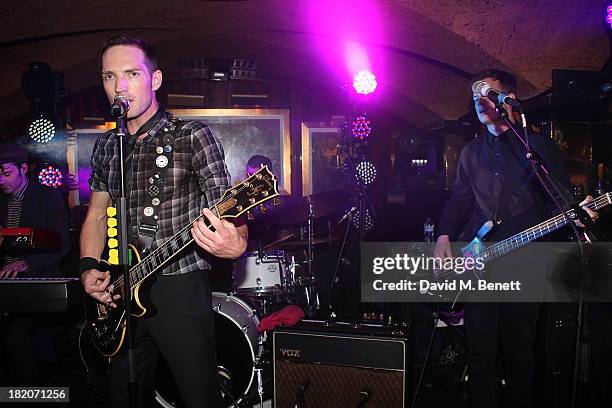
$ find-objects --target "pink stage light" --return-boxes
[38,165,63,188]
[607,5,612,28]
[352,114,372,139]
[353,70,377,95]
[307,1,384,88]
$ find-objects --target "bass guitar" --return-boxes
[430,192,611,299]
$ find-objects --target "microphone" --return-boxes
[357,390,372,407]
[294,380,309,408]
[338,206,357,224]
[472,80,521,108]
[111,95,130,118]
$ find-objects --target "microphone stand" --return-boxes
[496,103,607,408]
[115,112,138,408]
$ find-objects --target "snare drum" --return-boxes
[233,251,288,296]
[155,293,267,407]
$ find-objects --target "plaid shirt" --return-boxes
[89,112,231,275]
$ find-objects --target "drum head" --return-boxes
[154,293,262,407]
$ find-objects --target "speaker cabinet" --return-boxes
[273,321,409,407]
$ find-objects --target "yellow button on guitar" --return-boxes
[107,218,117,228]
[107,207,117,217]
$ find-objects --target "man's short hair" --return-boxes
[471,69,518,94]
[247,155,272,171]
[98,35,158,73]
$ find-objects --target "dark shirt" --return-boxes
[438,129,570,242]
[0,181,71,276]
[89,111,232,275]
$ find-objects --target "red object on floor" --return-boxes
[258,305,304,332]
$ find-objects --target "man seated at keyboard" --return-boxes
[0,144,71,386]
[0,145,71,278]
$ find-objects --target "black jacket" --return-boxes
[438,129,570,242]
[0,181,71,277]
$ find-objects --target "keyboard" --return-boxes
[0,277,83,312]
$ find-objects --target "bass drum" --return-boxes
[154,292,266,407]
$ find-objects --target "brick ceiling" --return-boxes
[0,0,609,128]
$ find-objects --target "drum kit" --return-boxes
[155,190,352,408]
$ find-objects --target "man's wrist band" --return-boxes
[79,257,99,274]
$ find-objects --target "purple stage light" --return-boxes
[353,70,377,95]
[352,114,372,140]
[38,165,63,188]
[607,4,612,28]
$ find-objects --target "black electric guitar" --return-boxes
[430,192,611,299]
[83,166,279,357]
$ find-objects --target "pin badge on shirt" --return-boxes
[148,185,160,196]
[156,155,169,168]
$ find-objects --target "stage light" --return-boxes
[22,62,64,142]
[351,114,372,140]
[353,70,377,95]
[352,207,375,233]
[607,5,612,28]
[38,165,63,188]
[355,160,377,186]
[28,115,56,143]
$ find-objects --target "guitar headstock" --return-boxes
[217,166,279,219]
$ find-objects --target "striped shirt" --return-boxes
[89,112,232,275]
[3,178,28,265]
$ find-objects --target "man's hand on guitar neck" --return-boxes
[575,195,599,228]
[81,268,121,308]
[192,208,248,259]
[433,235,454,259]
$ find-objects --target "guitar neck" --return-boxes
[480,192,611,262]
[116,165,279,291]
[127,213,205,289]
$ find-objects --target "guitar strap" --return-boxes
[135,117,184,255]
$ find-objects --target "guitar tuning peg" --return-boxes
[260,204,267,214]
[247,211,255,221]
[273,197,281,206]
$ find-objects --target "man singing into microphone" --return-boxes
[79,36,247,408]
[433,69,597,408]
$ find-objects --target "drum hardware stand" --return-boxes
[325,205,355,320]
[304,197,320,318]
[254,359,265,408]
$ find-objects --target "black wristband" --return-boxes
[79,257,99,274]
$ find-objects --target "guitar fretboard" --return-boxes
[479,192,611,261]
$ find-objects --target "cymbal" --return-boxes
[262,232,297,250]
[273,236,341,248]
[266,190,351,226]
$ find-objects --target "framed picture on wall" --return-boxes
[301,122,348,196]
[66,128,109,207]
[169,108,291,194]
